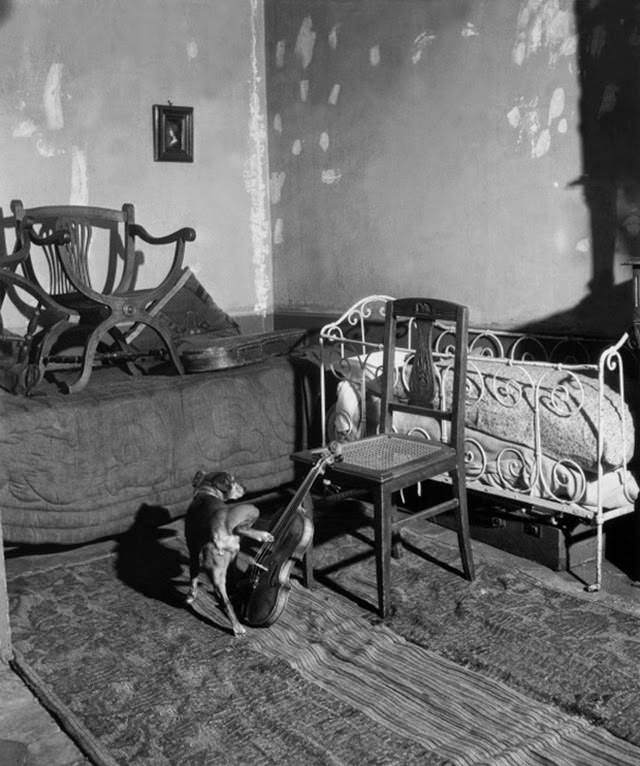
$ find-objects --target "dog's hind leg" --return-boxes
[186,550,201,604]
[209,551,246,636]
[186,539,201,604]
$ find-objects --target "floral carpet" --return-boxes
[7,504,640,766]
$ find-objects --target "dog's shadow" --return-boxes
[114,503,253,635]
[114,504,188,609]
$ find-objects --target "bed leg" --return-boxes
[585,521,603,593]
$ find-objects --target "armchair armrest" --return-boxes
[129,223,196,246]
[2,227,69,268]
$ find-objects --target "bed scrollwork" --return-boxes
[314,295,639,593]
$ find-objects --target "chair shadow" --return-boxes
[308,496,465,616]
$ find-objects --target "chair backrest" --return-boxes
[11,200,136,296]
[380,297,469,448]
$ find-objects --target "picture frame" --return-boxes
[153,104,193,163]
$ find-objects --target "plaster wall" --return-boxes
[266,0,638,337]
[0,0,271,333]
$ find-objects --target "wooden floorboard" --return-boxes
[0,662,89,766]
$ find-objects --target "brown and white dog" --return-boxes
[184,470,273,636]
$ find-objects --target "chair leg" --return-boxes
[135,319,185,375]
[108,326,142,377]
[63,319,114,394]
[25,319,72,392]
[451,468,475,581]
[373,485,393,618]
[300,494,315,589]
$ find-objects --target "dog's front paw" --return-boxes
[256,530,274,542]
[232,623,247,637]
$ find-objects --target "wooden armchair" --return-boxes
[2,200,196,393]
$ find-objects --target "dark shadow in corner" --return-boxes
[520,3,640,339]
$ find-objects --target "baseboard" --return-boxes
[274,310,339,332]
[233,315,273,334]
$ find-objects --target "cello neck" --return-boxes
[271,449,334,537]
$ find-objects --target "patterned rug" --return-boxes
[7,506,640,766]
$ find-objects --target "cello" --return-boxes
[237,446,338,627]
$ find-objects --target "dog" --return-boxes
[184,470,273,636]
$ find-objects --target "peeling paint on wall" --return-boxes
[273,113,282,133]
[70,145,89,205]
[319,131,329,152]
[461,23,479,38]
[512,0,575,67]
[576,238,590,253]
[507,97,541,154]
[328,24,340,50]
[534,128,551,157]
[328,83,341,105]
[44,62,64,130]
[299,79,309,102]
[507,106,521,128]
[276,39,286,68]
[12,119,37,138]
[186,40,198,60]
[270,171,286,204]
[321,168,342,184]
[292,139,302,155]
[508,85,568,158]
[295,16,316,69]
[411,31,435,64]
[273,217,284,244]
[244,0,271,316]
[369,44,381,67]
[548,87,565,123]
[36,137,59,158]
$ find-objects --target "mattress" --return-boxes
[0,357,302,545]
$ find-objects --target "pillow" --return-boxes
[130,269,240,352]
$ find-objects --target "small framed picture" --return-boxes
[153,104,193,162]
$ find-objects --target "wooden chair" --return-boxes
[291,297,475,617]
[0,220,77,393]
[4,200,196,393]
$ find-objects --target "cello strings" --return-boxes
[252,449,332,570]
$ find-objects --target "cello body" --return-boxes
[239,504,313,627]
[235,447,337,628]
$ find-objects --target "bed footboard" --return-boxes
[314,295,639,592]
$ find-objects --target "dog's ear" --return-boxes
[192,470,205,488]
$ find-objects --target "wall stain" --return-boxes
[244,0,271,316]
[295,16,316,69]
[70,146,88,205]
[44,61,64,130]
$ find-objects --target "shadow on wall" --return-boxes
[0,1,11,24]
[519,1,640,340]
